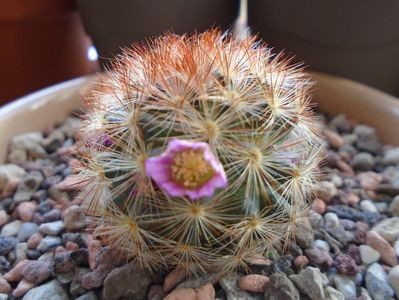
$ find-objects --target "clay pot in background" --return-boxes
[0,0,99,104]
[76,0,238,67]
[249,0,399,96]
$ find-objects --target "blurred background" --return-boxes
[1,0,399,104]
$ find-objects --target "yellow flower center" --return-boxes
[171,149,215,189]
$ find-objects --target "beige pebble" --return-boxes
[27,232,43,250]
[164,288,196,300]
[17,202,37,222]
[3,259,30,282]
[312,198,326,214]
[366,231,398,266]
[0,210,9,227]
[248,255,273,266]
[195,283,215,300]
[0,276,11,294]
[13,279,36,297]
[323,129,344,148]
[293,255,309,269]
[87,235,102,270]
[147,284,164,300]
[56,175,84,191]
[357,172,382,190]
[163,269,187,292]
[66,241,79,251]
[239,274,270,293]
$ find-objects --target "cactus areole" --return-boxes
[77,30,324,275]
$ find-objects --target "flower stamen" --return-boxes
[171,149,215,189]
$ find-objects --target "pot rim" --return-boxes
[1,72,399,163]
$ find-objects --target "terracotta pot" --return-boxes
[76,0,238,67]
[249,0,399,96]
[1,72,398,163]
[0,0,99,104]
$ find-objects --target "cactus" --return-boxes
[76,30,324,276]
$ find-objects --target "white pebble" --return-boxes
[360,200,378,213]
[333,274,356,300]
[1,220,22,237]
[313,239,330,253]
[39,220,65,236]
[359,245,380,265]
[389,265,399,297]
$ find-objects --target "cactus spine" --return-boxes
[76,30,324,276]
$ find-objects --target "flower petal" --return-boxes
[145,139,228,200]
[145,156,173,183]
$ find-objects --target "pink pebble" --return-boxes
[13,279,36,297]
[164,288,196,300]
[163,269,187,292]
[0,210,9,227]
[367,231,398,266]
[239,274,270,293]
[3,259,30,282]
[293,255,309,269]
[87,235,102,270]
[55,246,67,255]
[196,283,215,300]
[66,241,79,251]
[17,202,37,222]
[312,198,326,214]
[27,233,43,250]
[0,276,11,294]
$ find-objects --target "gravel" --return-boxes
[1,112,399,299]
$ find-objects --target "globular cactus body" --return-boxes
[77,30,324,275]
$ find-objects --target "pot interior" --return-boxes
[0,72,398,163]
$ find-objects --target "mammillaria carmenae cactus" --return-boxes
[76,30,324,276]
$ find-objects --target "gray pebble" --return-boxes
[103,261,153,300]
[365,263,394,300]
[70,268,90,297]
[295,219,314,249]
[372,217,399,243]
[10,132,47,159]
[359,245,380,265]
[14,171,44,203]
[389,195,399,216]
[264,272,300,300]
[324,286,345,300]
[1,220,22,237]
[324,213,354,245]
[39,220,65,236]
[17,222,39,242]
[290,267,328,300]
[41,130,65,153]
[333,274,357,299]
[352,152,375,171]
[0,164,26,193]
[383,147,399,165]
[0,256,10,273]
[14,242,28,262]
[37,236,62,252]
[22,279,68,300]
[58,117,81,138]
[0,236,16,255]
[76,291,98,300]
[360,200,378,213]
[313,239,330,253]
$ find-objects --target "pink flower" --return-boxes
[145,139,228,200]
[101,134,113,147]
